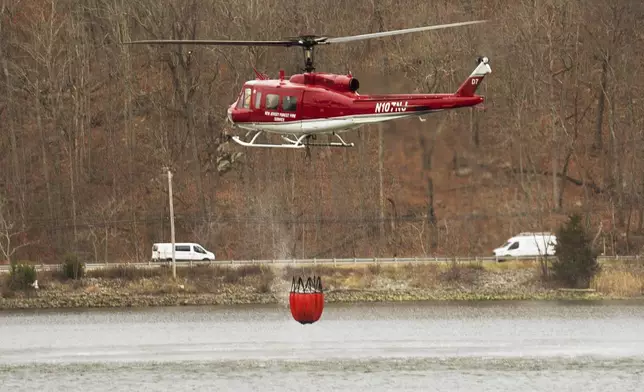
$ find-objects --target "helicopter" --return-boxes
[125,20,491,149]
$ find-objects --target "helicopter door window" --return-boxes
[243,88,252,109]
[255,91,262,109]
[266,94,279,109]
[282,96,297,112]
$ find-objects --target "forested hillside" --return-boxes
[0,0,643,263]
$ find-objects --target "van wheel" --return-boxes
[202,258,209,261]
[496,255,509,262]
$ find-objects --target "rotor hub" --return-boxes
[287,35,329,72]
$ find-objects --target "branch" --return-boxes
[492,166,604,194]
[7,239,37,257]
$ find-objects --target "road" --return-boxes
[0,255,639,274]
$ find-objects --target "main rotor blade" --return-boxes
[123,39,299,47]
[324,20,486,44]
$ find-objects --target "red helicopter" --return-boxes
[126,20,491,149]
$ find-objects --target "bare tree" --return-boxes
[0,0,642,262]
[0,1,26,228]
[0,193,34,263]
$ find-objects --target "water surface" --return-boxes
[1,301,643,391]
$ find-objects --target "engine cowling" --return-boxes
[290,73,360,93]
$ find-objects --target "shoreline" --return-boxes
[1,261,643,310]
[2,289,643,311]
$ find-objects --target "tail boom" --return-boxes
[454,56,491,97]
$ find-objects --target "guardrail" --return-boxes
[0,255,641,274]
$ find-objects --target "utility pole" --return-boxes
[378,124,385,240]
[166,167,176,279]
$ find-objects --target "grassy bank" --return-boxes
[1,260,643,310]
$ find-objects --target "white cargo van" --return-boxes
[151,242,215,262]
[493,232,557,259]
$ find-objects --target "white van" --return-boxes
[151,242,215,262]
[493,232,557,259]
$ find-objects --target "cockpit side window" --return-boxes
[243,87,252,109]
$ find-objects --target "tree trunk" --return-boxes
[470,107,480,148]
[187,90,207,221]
[548,30,561,211]
[1,52,25,227]
[68,137,78,246]
[426,177,437,251]
[608,87,623,227]
[593,58,608,153]
[35,80,55,238]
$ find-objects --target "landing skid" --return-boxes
[230,131,354,149]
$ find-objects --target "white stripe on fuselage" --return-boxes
[233,110,438,135]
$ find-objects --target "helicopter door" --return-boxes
[253,90,262,111]
[281,91,302,130]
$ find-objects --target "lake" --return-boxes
[1,300,643,391]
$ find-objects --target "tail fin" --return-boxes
[454,56,491,97]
